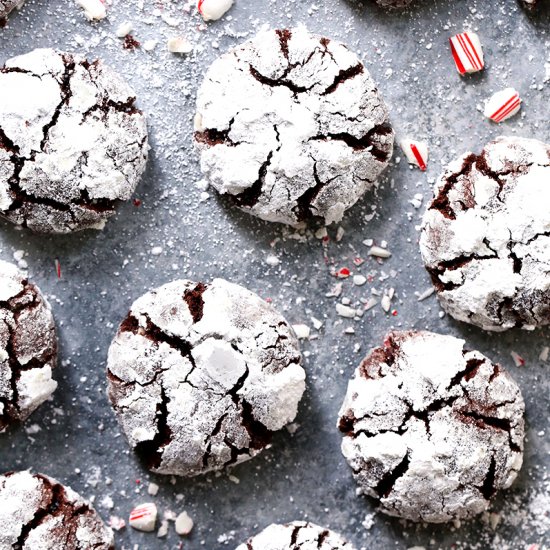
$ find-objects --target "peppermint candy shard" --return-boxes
[129,502,158,532]
[449,32,484,75]
[400,139,428,171]
[484,88,522,123]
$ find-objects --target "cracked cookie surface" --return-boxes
[338,331,525,523]
[0,471,114,549]
[0,0,24,23]
[107,278,306,477]
[0,48,148,233]
[194,26,394,226]
[420,136,550,331]
[0,260,57,432]
[235,521,355,550]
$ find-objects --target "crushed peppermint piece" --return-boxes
[109,515,126,531]
[369,246,391,259]
[484,88,522,123]
[381,294,391,312]
[540,347,549,362]
[311,317,323,330]
[55,259,62,279]
[75,0,106,21]
[336,267,351,279]
[336,303,357,318]
[416,287,435,301]
[449,31,484,75]
[292,324,311,340]
[335,226,345,242]
[167,37,193,54]
[147,483,159,496]
[116,22,132,38]
[400,139,428,171]
[143,40,158,52]
[197,0,234,21]
[129,503,157,532]
[157,519,169,538]
[353,275,367,286]
[265,255,280,267]
[510,351,525,367]
[175,511,194,536]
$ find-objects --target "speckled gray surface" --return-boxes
[0,0,549,549]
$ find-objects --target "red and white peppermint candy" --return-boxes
[129,502,157,532]
[449,31,484,75]
[484,88,522,123]
[197,0,233,21]
[400,139,428,171]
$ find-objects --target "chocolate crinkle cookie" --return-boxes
[0,471,114,549]
[420,136,550,331]
[194,26,394,227]
[235,521,356,550]
[0,260,57,432]
[338,331,525,523]
[107,278,306,477]
[0,48,148,233]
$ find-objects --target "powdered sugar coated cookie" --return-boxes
[0,260,57,432]
[0,48,148,233]
[107,278,306,477]
[338,331,525,523]
[195,27,394,226]
[420,136,550,331]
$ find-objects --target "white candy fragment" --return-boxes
[540,347,549,362]
[157,520,169,538]
[175,511,194,536]
[369,246,391,259]
[116,22,132,37]
[353,275,367,286]
[75,0,106,21]
[449,32,484,75]
[400,139,428,171]
[197,0,233,21]
[336,303,357,318]
[147,482,159,496]
[129,503,157,532]
[292,324,311,340]
[167,37,193,54]
[484,88,522,123]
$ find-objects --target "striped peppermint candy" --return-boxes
[129,502,157,532]
[400,139,428,171]
[484,88,522,123]
[197,0,233,21]
[449,32,484,75]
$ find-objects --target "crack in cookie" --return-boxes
[338,331,525,523]
[194,27,394,226]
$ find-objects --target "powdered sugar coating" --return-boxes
[0,471,114,549]
[420,136,550,331]
[0,0,24,22]
[0,260,57,432]
[338,331,524,523]
[195,26,394,226]
[0,48,148,233]
[235,521,356,550]
[107,278,306,477]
